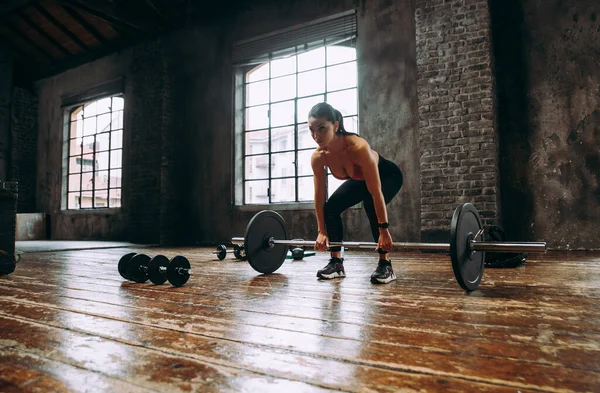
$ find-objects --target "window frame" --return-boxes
[61,92,124,211]
[234,41,359,209]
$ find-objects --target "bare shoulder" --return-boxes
[345,135,373,157]
[311,149,325,169]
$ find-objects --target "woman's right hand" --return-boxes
[315,232,329,252]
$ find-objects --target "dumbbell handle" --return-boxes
[157,266,191,275]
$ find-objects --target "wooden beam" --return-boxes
[0,0,36,16]
[59,0,163,35]
[16,10,72,57]
[60,4,107,45]
[33,3,90,51]
[2,18,55,61]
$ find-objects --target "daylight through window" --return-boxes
[243,44,358,204]
[66,95,123,209]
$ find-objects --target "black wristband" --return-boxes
[377,222,389,229]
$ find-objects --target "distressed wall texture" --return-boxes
[491,0,600,249]
[415,0,499,240]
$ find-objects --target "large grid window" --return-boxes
[243,44,358,205]
[66,95,123,209]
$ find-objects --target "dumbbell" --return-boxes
[291,248,305,260]
[213,244,247,260]
[118,253,191,287]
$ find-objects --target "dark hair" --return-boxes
[308,102,352,135]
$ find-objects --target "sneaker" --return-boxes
[370,260,397,284]
[317,258,346,279]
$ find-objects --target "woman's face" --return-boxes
[308,116,339,147]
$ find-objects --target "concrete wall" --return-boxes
[491,0,600,249]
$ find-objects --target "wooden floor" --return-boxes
[1,246,599,393]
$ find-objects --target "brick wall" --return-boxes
[0,181,17,259]
[415,0,499,235]
[128,41,165,244]
[10,87,37,213]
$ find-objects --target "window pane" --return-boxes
[298,176,314,201]
[246,104,269,130]
[110,169,122,188]
[248,63,269,82]
[246,80,269,106]
[270,75,296,102]
[297,123,317,149]
[110,149,122,169]
[70,120,81,138]
[271,126,294,152]
[245,180,269,204]
[96,151,109,171]
[96,133,109,151]
[96,97,112,115]
[327,88,358,116]
[343,115,359,134]
[112,97,124,111]
[245,129,269,155]
[69,139,82,156]
[245,154,269,180]
[271,56,296,78]
[97,113,111,132]
[297,149,313,176]
[112,110,123,130]
[81,191,93,208]
[298,69,325,97]
[84,101,97,117]
[328,174,345,198]
[68,174,80,192]
[298,47,325,72]
[270,100,294,127]
[70,108,83,122]
[271,178,295,203]
[82,172,94,190]
[69,157,81,173]
[68,192,80,209]
[327,45,356,66]
[298,95,324,121]
[94,189,108,208]
[95,170,109,189]
[111,130,123,149]
[109,189,121,208]
[327,62,357,91]
[81,153,95,171]
[82,135,95,151]
[271,152,295,178]
[83,117,96,136]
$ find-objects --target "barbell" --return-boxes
[231,203,547,291]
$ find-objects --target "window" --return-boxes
[65,95,123,209]
[242,44,358,205]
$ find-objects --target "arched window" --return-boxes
[65,95,124,209]
[242,45,358,204]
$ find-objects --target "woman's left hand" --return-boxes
[377,229,393,253]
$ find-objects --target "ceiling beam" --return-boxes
[16,10,73,57]
[33,3,90,51]
[2,18,55,61]
[58,0,164,35]
[0,0,36,16]
[60,4,107,45]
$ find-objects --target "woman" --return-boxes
[309,102,403,284]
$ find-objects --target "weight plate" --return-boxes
[244,210,288,274]
[450,203,485,291]
[126,254,151,283]
[0,250,16,276]
[167,256,191,287]
[216,244,227,260]
[147,254,170,285]
[118,252,137,280]
[233,244,242,260]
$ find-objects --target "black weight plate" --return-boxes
[233,244,242,260]
[450,203,485,291]
[126,254,151,283]
[118,252,137,280]
[147,254,170,285]
[244,210,288,274]
[216,245,227,260]
[167,256,191,287]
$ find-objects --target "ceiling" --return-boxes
[0,0,250,86]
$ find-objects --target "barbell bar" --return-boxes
[230,203,547,291]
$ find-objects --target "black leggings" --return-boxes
[324,155,403,251]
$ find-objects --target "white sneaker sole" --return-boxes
[371,273,397,284]
[317,271,346,279]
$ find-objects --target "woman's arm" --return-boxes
[311,151,328,234]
